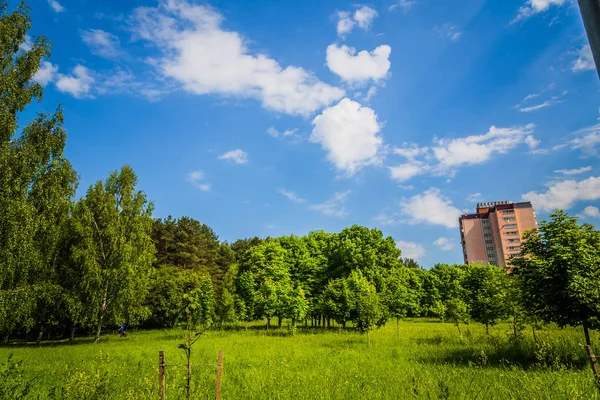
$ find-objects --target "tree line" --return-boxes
[1,4,600,384]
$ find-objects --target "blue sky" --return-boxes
[21,0,600,267]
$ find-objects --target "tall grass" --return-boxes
[0,320,598,399]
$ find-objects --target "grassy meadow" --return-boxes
[1,320,599,399]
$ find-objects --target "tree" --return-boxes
[322,278,354,333]
[512,211,600,385]
[0,1,77,341]
[236,241,294,330]
[69,166,155,342]
[444,298,469,335]
[384,267,419,340]
[462,264,509,334]
[283,287,308,334]
[347,271,386,347]
[329,226,402,290]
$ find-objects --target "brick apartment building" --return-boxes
[459,201,537,267]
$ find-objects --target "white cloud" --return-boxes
[186,170,211,192]
[363,86,378,102]
[336,6,378,37]
[55,65,95,98]
[32,61,58,86]
[522,176,600,212]
[129,0,343,116]
[555,166,592,175]
[434,24,462,43]
[81,29,122,59]
[47,0,65,13]
[389,0,417,13]
[218,149,248,164]
[311,98,382,174]
[466,193,483,202]
[579,206,600,219]
[277,188,306,204]
[388,125,537,182]
[572,45,596,73]
[326,44,391,83]
[516,96,563,112]
[525,135,540,149]
[400,188,462,228]
[353,6,378,30]
[389,162,425,182]
[20,34,32,51]
[569,124,600,156]
[434,237,454,251]
[433,124,535,172]
[267,127,297,138]
[309,191,351,218]
[523,93,540,101]
[396,240,426,260]
[336,11,355,37]
[513,0,566,22]
[374,212,400,225]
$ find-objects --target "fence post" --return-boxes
[215,350,224,400]
[159,351,165,400]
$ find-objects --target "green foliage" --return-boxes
[0,1,77,340]
[68,166,155,341]
[512,211,600,330]
[0,355,36,399]
[347,271,386,334]
[462,264,509,331]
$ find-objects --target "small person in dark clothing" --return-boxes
[118,323,126,337]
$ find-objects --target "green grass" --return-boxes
[1,320,599,399]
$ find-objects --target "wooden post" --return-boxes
[584,325,600,387]
[215,350,224,400]
[158,351,165,400]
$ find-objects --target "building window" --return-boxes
[505,231,518,236]
[501,210,515,214]
[504,217,516,221]
[504,224,517,229]
[507,238,520,243]
[508,246,521,251]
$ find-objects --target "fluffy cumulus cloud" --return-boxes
[434,237,454,251]
[277,188,306,203]
[579,206,600,219]
[311,98,382,174]
[396,240,426,260]
[129,0,343,116]
[513,0,566,22]
[55,65,95,98]
[434,24,462,43]
[353,6,378,30]
[218,149,248,164]
[433,124,535,171]
[32,61,58,86]
[326,44,391,83]
[81,29,122,59]
[390,124,537,182]
[336,6,378,37]
[555,166,592,176]
[186,170,211,192]
[47,0,65,13]
[522,176,600,212]
[389,162,425,182]
[309,191,351,218]
[399,188,462,228]
[572,45,596,73]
